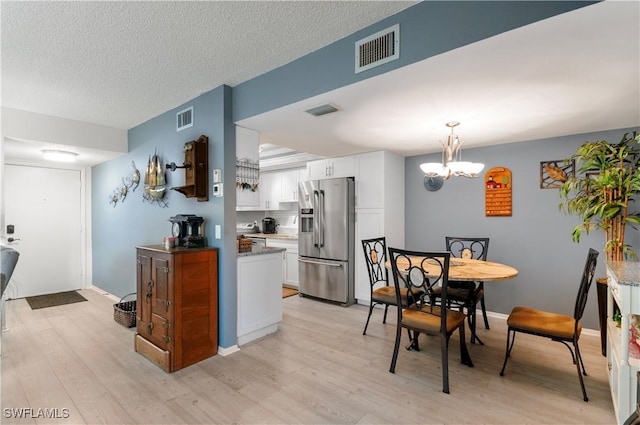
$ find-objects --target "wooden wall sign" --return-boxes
[485,167,512,216]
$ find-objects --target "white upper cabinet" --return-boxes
[306,156,356,180]
[280,168,308,202]
[236,126,260,207]
[259,172,281,210]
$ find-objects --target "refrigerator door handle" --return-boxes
[313,190,319,247]
[319,190,325,247]
[298,258,343,268]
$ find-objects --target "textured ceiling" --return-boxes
[2,1,639,167]
[2,0,416,130]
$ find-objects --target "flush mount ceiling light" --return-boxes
[41,149,78,162]
[419,121,484,179]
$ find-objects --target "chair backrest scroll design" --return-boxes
[388,247,451,327]
[446,237,489,261]
[362,237,389,291]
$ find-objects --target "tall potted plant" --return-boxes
[559,130,640,356]
[559,131,640,262]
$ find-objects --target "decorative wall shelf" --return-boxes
[167,135,208,202]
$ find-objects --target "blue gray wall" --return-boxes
[405,127,640,329]
[92,86,239,347]
[91,1,603,348]
[233,1,595,121]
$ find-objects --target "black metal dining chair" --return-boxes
[361,237,421,335]
[388,247,473,394]
[432,237,490,344]
[499,248,598,401]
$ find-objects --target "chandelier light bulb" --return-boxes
[419,121,483,179]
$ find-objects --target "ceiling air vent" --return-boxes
[176,107,193,131]
[355,24,400,73]
[304,104,339,117]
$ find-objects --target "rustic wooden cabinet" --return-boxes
[134,245,218,372]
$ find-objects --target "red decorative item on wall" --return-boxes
[485,167,512,217]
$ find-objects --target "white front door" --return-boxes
[4,165,82,298]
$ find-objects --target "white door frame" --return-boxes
[1,159,91,293]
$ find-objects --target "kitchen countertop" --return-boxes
[245,233,298,241]
[237,246,286,257]
[607,260,640,287]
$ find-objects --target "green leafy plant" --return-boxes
[559,131,640,261]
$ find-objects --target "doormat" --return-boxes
[26,291,87,310]
[282,287,298,299]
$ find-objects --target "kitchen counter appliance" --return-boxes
[262,217,277,234]
[298,177,355,306]
[170,214,205,248]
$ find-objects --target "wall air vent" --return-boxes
[355,24,400,74]
[304,104,339,117]
[176,107,193,131]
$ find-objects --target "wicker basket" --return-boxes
[237,238,252,253]
[113,293,137,328]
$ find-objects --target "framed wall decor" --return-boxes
[540,159,575,189]
[485,167,512,216]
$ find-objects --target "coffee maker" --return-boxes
[262,217,277,234]
[169,214,205,247]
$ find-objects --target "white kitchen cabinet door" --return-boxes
[237,252,283,345]
[307,157,356,180]
[307,159,331,179]
[266,239,299,288]
[330,156,357,178]
[280,169,299,202]
[284,249,299,288]
[259,172,282,210]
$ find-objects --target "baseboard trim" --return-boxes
[89,285,120,302]
[218,345,240,356]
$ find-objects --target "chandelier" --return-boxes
[419,121,484,179]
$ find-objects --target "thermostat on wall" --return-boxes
[213,183,223,197]
[213,169,222,183]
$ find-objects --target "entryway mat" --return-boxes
[26,291,87,310]
[282,287,298,298]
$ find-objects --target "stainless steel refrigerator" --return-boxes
[298,177,355,306]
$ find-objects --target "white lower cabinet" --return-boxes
[606,262,640,425]
[266,239,298,288]
[237,252,283,345]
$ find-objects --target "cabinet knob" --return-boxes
[607,362,612,371]
[147,322,154,335]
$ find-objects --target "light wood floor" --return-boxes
[1,289,616,424]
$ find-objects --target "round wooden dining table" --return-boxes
[387,256,518,281]
[386,256,518,344]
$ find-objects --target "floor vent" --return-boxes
[355,24,399,74]
[304,104,339,117]
[177,107,193,131]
